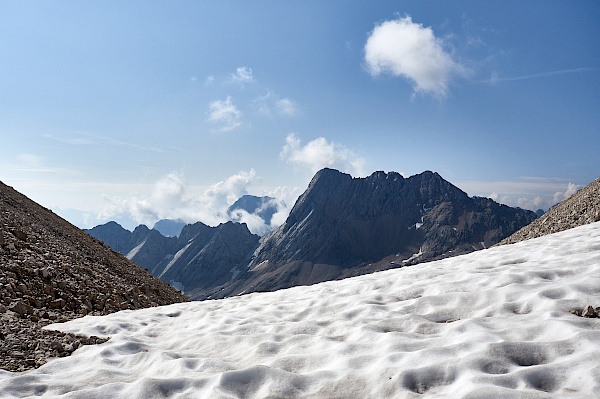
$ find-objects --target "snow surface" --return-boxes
[2,222,600,398]
[125,240,146,260]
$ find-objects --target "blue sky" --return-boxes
[1,1,599,232]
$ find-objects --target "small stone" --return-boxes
[49,299,64,309]
[11,228,27,241]
[582,305,596,317]
[0,304,7,313]
[50,340,63,351]
[10,351,26,359]
[8,301,30,316]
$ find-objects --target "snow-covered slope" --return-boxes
[2,222,600,398]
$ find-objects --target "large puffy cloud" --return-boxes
[207,96,242,132]
[280,133,366,177]
[364,15,466,98]
[98,170,256,229]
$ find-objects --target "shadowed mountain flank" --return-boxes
[197,169,537,299]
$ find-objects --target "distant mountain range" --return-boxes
[86,169,538,300]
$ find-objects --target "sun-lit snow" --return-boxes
[125,240,146,260]
[1,222,600,398]
[159,242,193,279]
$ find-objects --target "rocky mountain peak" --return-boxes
[196,168,537,299]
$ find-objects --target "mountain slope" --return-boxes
[198,169,537,299]
[498,176,600,245]
[86,220,260,295]
[0,181,189,371]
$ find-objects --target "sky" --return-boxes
[1,1,599,231]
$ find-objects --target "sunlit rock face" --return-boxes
[198,168,537,299]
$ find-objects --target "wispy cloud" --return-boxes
[43,132,162,152]
[364,15,467,98]
[479,68,596,85]
[457,177,582,211]
[254,91,299,117]
[230,66,255,85]
[280,133,366,177]
[10,153,80,174]
[207,96,242,132]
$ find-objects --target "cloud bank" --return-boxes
[280,133,366,177]
[94,170,295,235]
[364,15,466,98]
[484,181,581,212]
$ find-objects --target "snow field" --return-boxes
[1,222,600,398]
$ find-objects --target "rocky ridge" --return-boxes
[0,181,189,372]
[86,221,260,295]
[197,169,537,299]
[498,177,600,245]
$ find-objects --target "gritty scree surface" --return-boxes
[0,181,189,372]
[499,177,600,245]
[1,221,599,398]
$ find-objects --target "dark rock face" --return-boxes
[161,222,260,298]
[0,181,189,372]
[86,220,260,296]
[84,221,132,253]
[197,169,537,299]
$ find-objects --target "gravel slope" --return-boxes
[1,181,189,372]
[498,177,600,245]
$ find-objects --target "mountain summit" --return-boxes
[198,169,537,299]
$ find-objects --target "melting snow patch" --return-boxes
[159,242,192,278]
[125,240,146,259]
[402,247,423,264]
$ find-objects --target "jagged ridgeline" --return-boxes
[202,169,537,299]
[88,169,537,300]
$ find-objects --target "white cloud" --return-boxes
[98,170,259,229]
[230,66,255,85]
[553,182,580,204]
[364,15,466,98]
[229,209,271,236]
[17,153,43,167]
[90,170,300,235]
[207,96,242,132]
[280,133,366,177]
[276,98,298,116]
[254,91,298,117]
[458,179,582,212]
